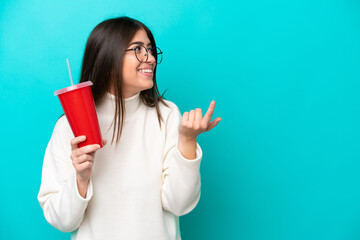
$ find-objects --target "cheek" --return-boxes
[122,57,140,79]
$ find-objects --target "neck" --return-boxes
[97,91,141,118]
[108,87,139,99]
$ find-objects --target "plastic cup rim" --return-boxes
[54,81,93,96]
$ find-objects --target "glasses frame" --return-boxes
[125,46,163,64]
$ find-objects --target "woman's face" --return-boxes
[121,29,156,98]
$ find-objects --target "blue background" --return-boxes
[1,0,360,239]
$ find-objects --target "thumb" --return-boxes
[206,117,222,132]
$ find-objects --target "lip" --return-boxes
[138,71,153,77]
[138,67,153,71]
[137,66,154,77]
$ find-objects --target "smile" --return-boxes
[138,69,153,73]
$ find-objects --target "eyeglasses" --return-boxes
[125,46,163,64]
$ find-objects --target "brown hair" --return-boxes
[79,16,169,144]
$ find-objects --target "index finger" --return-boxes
[71,136,86,150]
[203,101,216,123]
[77,144,101,155]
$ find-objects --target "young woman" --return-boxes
[38,16,221,240]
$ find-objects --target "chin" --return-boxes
[146,81,154,89]
[137,78,154,91]
[140,85,153,92]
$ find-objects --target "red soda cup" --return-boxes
[54,81,103,148]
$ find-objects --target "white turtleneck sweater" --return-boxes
[38,92,202,240]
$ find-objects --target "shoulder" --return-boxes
[156,99,183,126]
[159,99,181,118]
[54,115,70,130]
[52,115,73,139]
[46,115,73,154]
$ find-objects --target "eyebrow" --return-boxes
[128,41,152,47]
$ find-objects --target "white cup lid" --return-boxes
[54,81,93,96]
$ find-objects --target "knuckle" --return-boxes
[74,164,81,171]
[77,149,83,155]
[80,155,87,162]
[84,154,92,162]
[71,138,77,146]
[77,164,85,172]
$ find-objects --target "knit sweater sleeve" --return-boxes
[161,103,203,216]
[37,117,93,232]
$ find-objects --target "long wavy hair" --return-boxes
[79,17,169,144]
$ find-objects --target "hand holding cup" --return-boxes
[70,135,107,180]
[70,136,107,197]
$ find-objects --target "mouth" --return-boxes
[138,68,153,77]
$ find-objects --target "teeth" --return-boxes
[139,69,153,73]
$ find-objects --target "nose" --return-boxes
[146,50,156,64]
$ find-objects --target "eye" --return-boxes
[134,46,142,52]
[148,47,155,56]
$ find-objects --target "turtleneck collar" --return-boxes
[97,92,141,117]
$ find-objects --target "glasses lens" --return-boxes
[135,46,147,63]
[134,46,162,64]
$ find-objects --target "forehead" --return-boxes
[129,29,151,44]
